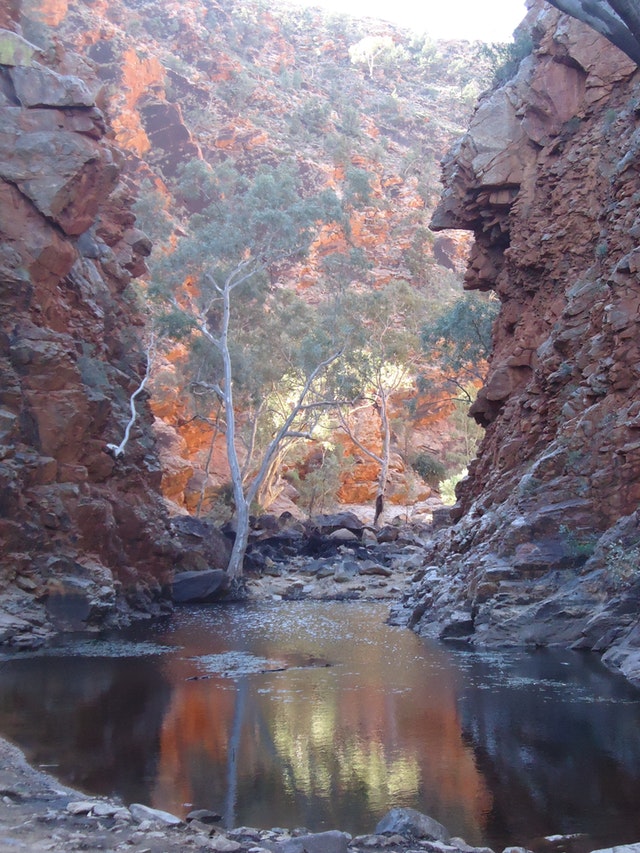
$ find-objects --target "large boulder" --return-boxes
[311,512,364,535]
[259,830,350,853]
[171,569,230,604]
[171,515,232,572]
[374,808,451,842]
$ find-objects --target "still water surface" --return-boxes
[1,601,640,850]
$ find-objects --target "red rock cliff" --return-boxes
[0,26,175,646]
[400,2,640,684]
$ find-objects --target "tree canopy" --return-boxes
[421,291,498,392]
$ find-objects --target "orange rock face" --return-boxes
[405,4,640,681]
[22,0,68,26]
[0,28,174,646]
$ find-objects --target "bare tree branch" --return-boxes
[191,380,225,402]
[245,350,343,508]
[335,405,384,466]
[106,335,155,458]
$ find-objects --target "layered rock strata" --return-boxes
[399,2,640,683]
[0,27,175,646]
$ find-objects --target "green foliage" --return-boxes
[559,523,597,564]
[603,108,618,129]
[439,468,467,505]
[410,451,446,486]
[403,227,436,282]
[321,248,371,291]
[344,166,373,206]
[366,94,401,122]
[278,67,303,91]
[338,104,362,138]
[421,291,499,382]
[120,0,507,529]
[205,481,236,525]
[481,31,534,87]
[288,445,353,518]
[132,180,174,245]
[217,69,257,110]
[146,12,180,40]
[444,395,485,469]
[164,53,191,76]
[348,35,394,76]
[318,279,428,412]
[298,97,331,133]
[348,35,407,78]
[144,159,348,525]
[325,132,354,165]
[170,159,341,280]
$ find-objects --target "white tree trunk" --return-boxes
[374,387,391,528]
[546,0,640,63]
[199,273,341,579]
[227,496,250,580]
[219,282,250,580]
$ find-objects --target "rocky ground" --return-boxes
[170,510,437,608]
[244,518,430,603]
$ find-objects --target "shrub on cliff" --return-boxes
[410,452,447,487]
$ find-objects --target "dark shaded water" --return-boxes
[1,601,640,850]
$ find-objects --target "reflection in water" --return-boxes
[0,656,170,802]
[149,603,490,840]
[0,602,639,850]
[452,648,640,849]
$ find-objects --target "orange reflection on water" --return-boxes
[150,604,492,840]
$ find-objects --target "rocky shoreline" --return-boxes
[0,510,428,651]
[0,735,637,853]
[0,736,476,853]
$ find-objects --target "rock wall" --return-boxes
[399,2,640,683]
[0,26,175,646]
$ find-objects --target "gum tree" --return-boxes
[324,279,430,526]
[149,160,343,579]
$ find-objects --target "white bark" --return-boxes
[106,337,154,458]
[196,268,341,579]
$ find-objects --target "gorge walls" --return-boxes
[401,1,640,683]
[0,24,175,646]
